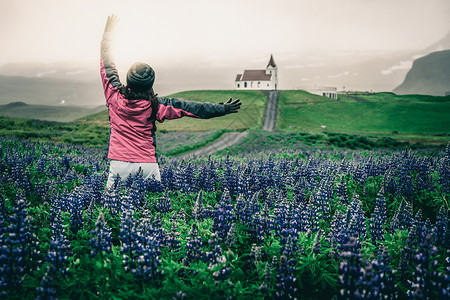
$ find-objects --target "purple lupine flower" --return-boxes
[192,190,205,221]
[407,233,443,299]
[346,194,366,241]
[252,202,275,243]
[434,206,448,247]
[182,223,204,266]
[274,255,298,299]
[225,222,237,248]
[154,196,172,214]
[166,222,180,252]
[312,230,323,254]
[338,237,364,299]
[390,198,413,233]
[35,265,57,300]
[211,189,235,241]
[131,234,162,280]
[315,179,332,222]
[120,208,138,256]
[0,198,40,295]
[46,211,72,276]
[259,262,272,294]
[369,206,385,246]
[335,175,349,206]
[406,209,425,249]
[89,212,112,258]
[102,189,121,216]
[67,188,85,234]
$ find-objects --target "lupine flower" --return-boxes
[434,206,448,247]
[211,189,235,241]
[275,255,298,299]
[369,206,385,245]
[390,198,413,233]
[35,265,57,300]
[182,223,204,266]
[46,211,72,276]
[154,196,172,213]
[335,176,349,205]
[192,190,205,221]
[312,230,322,254]
[166,222,180,252]
[223,223,236,249]
[338,237,364,299]
[0,198,40,295]
[89,212,112,258]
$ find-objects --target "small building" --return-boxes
[297,86,338,100]
[235,55,278,90]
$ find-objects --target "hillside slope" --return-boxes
[277,91,450,144]
[394,50,450,96]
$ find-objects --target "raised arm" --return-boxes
[156,97,241,123]
[100,15,122,102]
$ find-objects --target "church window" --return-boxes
[237,84,240,88]
[244,82,247,88]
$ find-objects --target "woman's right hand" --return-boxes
[104,14,119,33]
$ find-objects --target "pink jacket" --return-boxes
[100,32,225,163]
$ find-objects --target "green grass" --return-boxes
[1,90,449,151]
[0,117,231,156]
[0,117,109,147]
[277,91,450,144]
[156,90,266,131]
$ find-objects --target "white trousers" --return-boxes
[106,160,161,189]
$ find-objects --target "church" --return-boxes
[235,55,278,90]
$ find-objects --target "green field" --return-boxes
[0,90,449,150]
[277,91,450,144]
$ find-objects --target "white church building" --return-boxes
[235,55,278,90]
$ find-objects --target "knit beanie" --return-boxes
[126,62,155,91]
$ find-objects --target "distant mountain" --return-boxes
[393,50,450,96]
[0,102,106,122]
[0,75,104,107]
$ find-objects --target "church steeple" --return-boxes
[267,54,277,68]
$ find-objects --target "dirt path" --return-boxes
[178,132,249,158]
[261,90,280,131]
[178,90,279,158]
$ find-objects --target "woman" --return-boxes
[101,15,241,188]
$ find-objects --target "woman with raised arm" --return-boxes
[101,15,241,189]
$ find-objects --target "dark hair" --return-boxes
[120,85,159,120]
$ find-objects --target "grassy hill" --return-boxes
[0,90,448,151]
[277,91,450,145]
[0,102,105,122]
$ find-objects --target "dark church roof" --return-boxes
[237,70,272,81]
[267,54,277,68]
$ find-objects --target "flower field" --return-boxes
[0,136,449,299]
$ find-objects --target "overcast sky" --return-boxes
[0,0,449,66]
